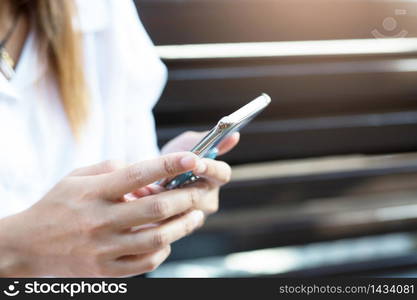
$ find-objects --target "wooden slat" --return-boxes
[161,154,417,260]
[154,57,417,126]
[231,153,417,181]
[136,0,417,45]
[169,188,417,260]
[152,232,417,277]
[157,112,417,164]
[156,39,417,60]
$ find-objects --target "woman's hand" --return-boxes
[160,131,240,214]
[0,152,208,277]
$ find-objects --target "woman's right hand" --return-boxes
[0,152,207,277]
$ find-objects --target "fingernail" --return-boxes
[180,154,197,169]
[190,210,204,226]
[124,193,137,201]
[195,160,207,174]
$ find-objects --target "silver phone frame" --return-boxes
[163,93,271,189]
[189,93,271,158]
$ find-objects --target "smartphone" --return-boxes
[163,93,271,189]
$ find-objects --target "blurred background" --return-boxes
[135,0,417,277]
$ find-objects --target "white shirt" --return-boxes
[0,0,167,219]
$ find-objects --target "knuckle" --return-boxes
[188,188,200,208]
[64,207,99,237]
[184,217,196,235]
[90,255,109,277]
[144,258,160,273]
[80,185,101,201]
[207,200,219,215]
[222,163,232,183]
[150,198,170,219]
[85,223,104,238]
[125,165,144,184]
[214,161,232,184]
[94,217,113,232]
[210,205,219,215]
[165,245,172,256]
[182,218,196,236]
[84,214,113,236]
[151,230,170,249]
[145,248,170,272]
[103,160,123,172]
[203,160,213,176]
[92,245,112,260]
[162,156,177,176]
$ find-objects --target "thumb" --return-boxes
[98,152,199,200]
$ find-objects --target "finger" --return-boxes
[98,152,199,200]
[193,159,232,186]
[114,210,204,255]
[124,184,165,201]
[124,187,154,201]
[187,181,220,215]
[131,184,165,199]
[162,131,208,154]
[217,132,240,156]
[112,187,203,228]
[70,160,126,176]
[111,246,171,277]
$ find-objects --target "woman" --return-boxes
[0,0,239,277]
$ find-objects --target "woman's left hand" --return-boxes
[130,131,240,215]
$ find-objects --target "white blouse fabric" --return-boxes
[0,0,167,219]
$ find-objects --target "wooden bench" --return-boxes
[136,0,417,276]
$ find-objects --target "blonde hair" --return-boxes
[13,0,89,138]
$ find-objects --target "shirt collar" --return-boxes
[0,71,19,101]
[0,31,47,102]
